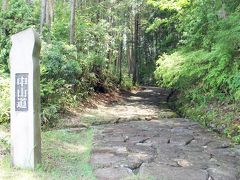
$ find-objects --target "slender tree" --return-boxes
[26,0,33,5]
[118,38,124,84]
[70,0,76,44]
[133,12,139,85]
[2,0,8,11]
[218,0,227,19]
[1,0,8,35]
[40,0,47,34]
[46,0,54,29]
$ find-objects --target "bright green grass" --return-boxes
[0,128,96,180]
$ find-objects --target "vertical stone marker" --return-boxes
[10,28,41,169]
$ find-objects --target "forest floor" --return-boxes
[0,87,240,179]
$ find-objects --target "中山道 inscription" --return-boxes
[10,28,41,169]
[15,73,28,111]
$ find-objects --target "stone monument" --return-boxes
[10,28,41,169]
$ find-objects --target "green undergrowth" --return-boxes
[157,49,240,143]
[0,128,95,180]
[153,0,240,143]
[0,73,10,124]
[156,50,240,143]
[174,94,240,143]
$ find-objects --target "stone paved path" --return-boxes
[90,87,240,180]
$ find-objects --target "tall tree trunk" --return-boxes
[70,0,76,44]
[50,0,54,24]
[46,0,54,29]
[127,39,132,77]
[119,39,123,84]
[46,0,50,27]
[96,0,101,23]
[130,23,134,76]
[218,0,227,19]
[2,0,8,11]
[77,0,82,9]
[133,13,139,86]
[26,0,33,5]
[126,9,134,77]
[40,0,47,34]
[2,0,8,35]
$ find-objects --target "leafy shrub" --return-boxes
[40,40,119,124]
[0,0,38,123]
[154,4,240,141]
[0,73,10,124]
[0,0,35,72]
[155,52,184,88]
[40,41,85,124]
[121,75,133,90]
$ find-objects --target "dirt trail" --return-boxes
[90,87,240,180]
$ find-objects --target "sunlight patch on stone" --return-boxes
[129,96,143,100]
[142,89,154,93]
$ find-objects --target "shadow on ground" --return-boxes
[60,87,177,128]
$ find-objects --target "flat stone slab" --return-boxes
[91,153,126,169]
[95,167,134,180]
[170,135,194,146]
[139,163,208,180]
[207,167,239,180]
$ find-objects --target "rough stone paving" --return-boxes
[91,87,240,180]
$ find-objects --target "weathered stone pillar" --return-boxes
[10,28,41,169]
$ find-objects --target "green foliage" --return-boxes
[0,0,133,125]
[41,42,81,85]
[0,0,37,124]
[0,0,36,72]
[40,38,119,124]
[50,1,70,42]
[0,73,10,124]
[155,52,184,88]
[121,75,133,90]
[154,0,240,141]
[40,41,86,125]
[147,0,189,12]
[155,13,240,101]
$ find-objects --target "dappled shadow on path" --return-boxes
[122,86,170,107]
[60,86,177,128]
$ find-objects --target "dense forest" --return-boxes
[0,0,239,141]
